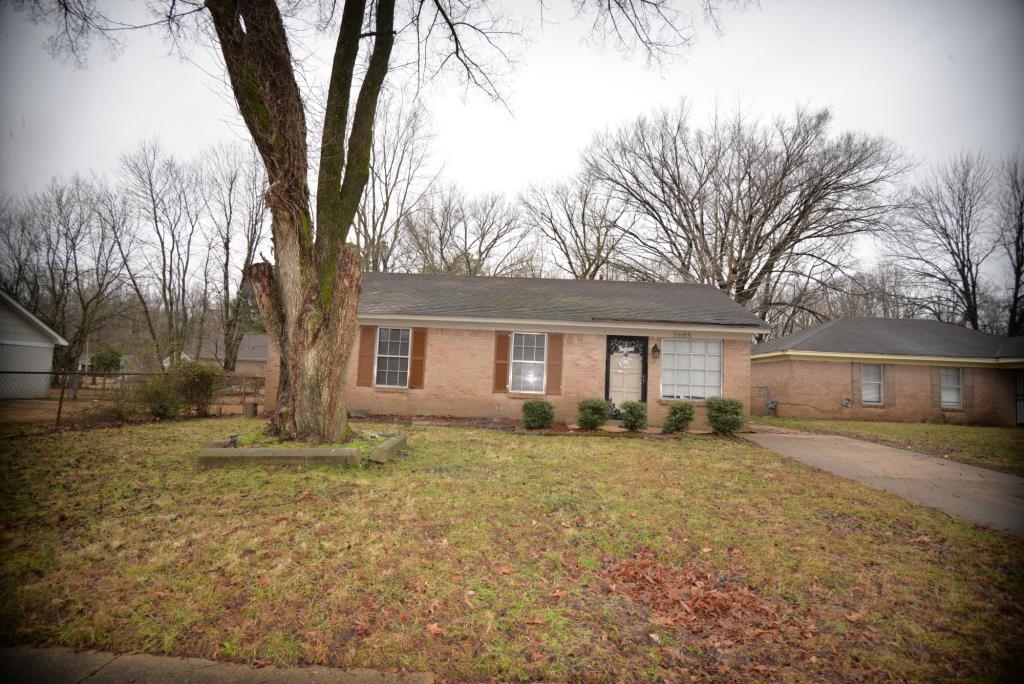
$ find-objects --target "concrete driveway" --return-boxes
[746,432,1024,538]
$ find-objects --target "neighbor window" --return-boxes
[375,327,410,387]
[660,338,723,400]
[861,364,883,404]
[510,332,546,393]
[940,367,962,408]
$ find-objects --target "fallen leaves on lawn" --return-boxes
[425,622,445,636]
[601,546,829,679]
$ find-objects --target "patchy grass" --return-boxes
[754,416,1024,476]
[1,419,1022,681]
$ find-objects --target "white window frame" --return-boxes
[509,332,547,394]
[940,367,963,409]
[374,327,411,388]
[861,363,883,405]
[659,338,723,401]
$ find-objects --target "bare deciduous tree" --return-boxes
[354,94,437,273]
[999,154,1024,336]
[114,140,209,366]
[520,173,628,279]
[204,142,269,371]
[585,103,906,318]
[405,187,530,276]
[887,152,997,331]
[0,176,124,372]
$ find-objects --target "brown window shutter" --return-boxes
[357,325,377,387]
[546,333,563,395]
[493,331,510,393]
[409,328,427,389]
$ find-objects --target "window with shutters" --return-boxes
[861,364,883,404]
[940,367,962,408]
[375,327,410,388]
[510,332,546,393]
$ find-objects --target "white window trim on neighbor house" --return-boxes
[940,367,963,409]
[660,338,723,400]
[861,363,883,404]
[374,327,411,388]
[509,331,547,394]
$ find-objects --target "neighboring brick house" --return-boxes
[751,317,1024,427]
[265,273,766,429]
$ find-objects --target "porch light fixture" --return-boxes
[651,344,661,359]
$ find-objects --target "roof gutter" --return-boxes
[751,349,1024,368]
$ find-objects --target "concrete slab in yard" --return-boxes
[746,432,1024,537]
[0,647,434,684]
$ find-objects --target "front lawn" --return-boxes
[754,416,1024,476]
[1,419,1021,681]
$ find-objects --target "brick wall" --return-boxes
[265,327,754,429]
[751,358,1019,427]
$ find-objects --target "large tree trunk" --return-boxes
[208,0,394,442]
[249,245,361,442]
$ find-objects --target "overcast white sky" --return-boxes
[1,0,1022,199]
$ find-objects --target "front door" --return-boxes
[605,336,648,415]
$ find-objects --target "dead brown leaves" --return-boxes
[601,546,835,681]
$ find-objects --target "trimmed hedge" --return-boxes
[522,400,555,429]
[620,401,647,432]
[706,397,744,436]
[577,399,610,430]
[662,402,694,434]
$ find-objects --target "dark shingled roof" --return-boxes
[358,273,764,327]
[197,333,268,362]
[753,317,1022,359]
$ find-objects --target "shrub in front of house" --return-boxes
[577,399,610,430]
[522,400,555,429]
[662,402,695,434]
[620,401,647,432]
[706,397,744,436]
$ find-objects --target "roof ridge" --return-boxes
[363,272,711,288]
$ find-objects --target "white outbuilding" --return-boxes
[0,290,68,399]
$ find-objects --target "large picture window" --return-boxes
[660,338,722,400]
[940,367,962,408]
[375,327,410,387]
[510,332,546,393]
[861,364,883,404]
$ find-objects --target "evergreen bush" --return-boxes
[620,401,647,432]
[705,397,744,436]
[662,402,694,434]
[522,400,555,429]
[577,399,610,430]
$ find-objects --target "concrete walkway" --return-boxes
[746,432,1024,537]
[0,647,433,684]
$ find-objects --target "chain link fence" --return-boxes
[0,371,265,437]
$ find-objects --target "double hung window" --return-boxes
[940,367,962,408]
[861,364,883,404]
[375,327,410,387]
[510,332,546,393]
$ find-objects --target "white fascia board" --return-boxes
[359,314,763,339]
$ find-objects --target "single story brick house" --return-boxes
[265,273,766,429]
[751,317,1024,426]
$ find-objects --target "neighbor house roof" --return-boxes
[752,317,1022,361]
[0,290,69,346]
[357,273,765,328]
[197,333,268,363]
